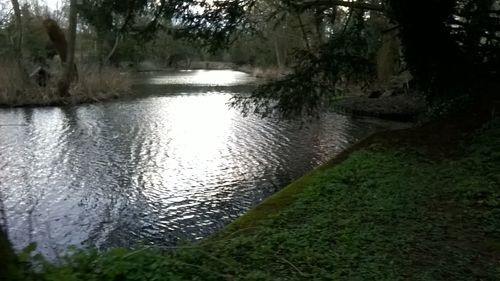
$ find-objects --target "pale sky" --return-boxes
[39,0,63,10]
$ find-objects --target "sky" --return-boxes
[42,0,62,10]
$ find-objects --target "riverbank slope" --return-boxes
[6,105,500,280]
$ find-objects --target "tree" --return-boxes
[9,0,29,82]
[57,0,78,96]
[387,0,500,98]
[77,0,140,65]
[77,0,173,66]
[176,0,500,117]
[226,1,385,118]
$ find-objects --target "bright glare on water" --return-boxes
[147,69,257,86]
[0,70,408,258]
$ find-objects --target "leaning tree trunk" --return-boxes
[58,0,78,97]
[103,33,121,67]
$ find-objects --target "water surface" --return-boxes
[0,70,408,258]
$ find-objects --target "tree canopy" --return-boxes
[1,0,498,115]
[170,0,500,117]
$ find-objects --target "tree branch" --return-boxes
[297,0,384,12]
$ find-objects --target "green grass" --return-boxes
[13,120,500,280]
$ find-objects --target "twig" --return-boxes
[175,261,231,279]
[278,256,309,277]
[122,246,153,259]
[199,251,233,268]
[122,227,263,262]
[156,227,264,252]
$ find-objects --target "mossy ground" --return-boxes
[6,109,500,281]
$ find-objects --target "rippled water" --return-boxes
[0,70,408,258]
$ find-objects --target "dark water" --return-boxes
[0,70,408,258]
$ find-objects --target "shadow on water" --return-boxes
[0,70,410,259]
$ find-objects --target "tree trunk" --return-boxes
[0,228,20,281]
[10,0,22,55]
[104,34,121,66]
[0,191,20,281]
[10,0,29,83]
[296,13,311,51]
[314,10,325,46]
[388,0,465,96]
[274,39,282,70]
[58,0,78,97]
[96,33,105,69]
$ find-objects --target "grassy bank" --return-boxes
[8,113,500,280]
[0,64,131,107]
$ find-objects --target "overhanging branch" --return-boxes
[297,0,384,11]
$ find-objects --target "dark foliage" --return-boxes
[387,0,500,98]
[182,0,500,117]
[230,17,376,119]
[173,0,257,52]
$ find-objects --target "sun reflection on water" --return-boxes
[134,94,239,205]
[148,70,256,86]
